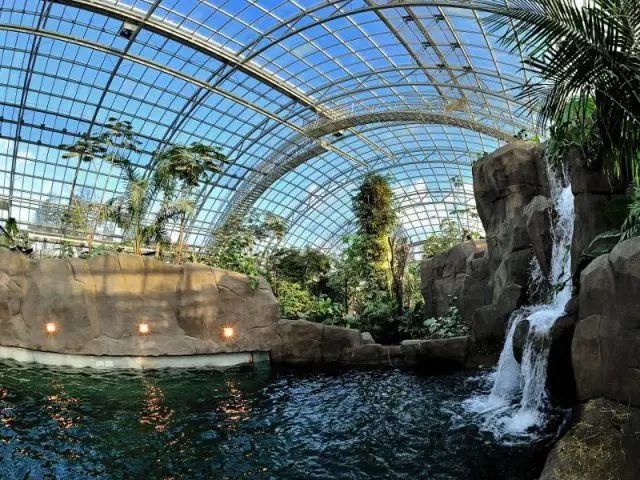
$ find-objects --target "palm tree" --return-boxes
[484,0,640,180]
[103,160,179,255]
[61,118,141,251]
[155,143,228,263]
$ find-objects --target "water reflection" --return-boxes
[218,378,250,428]
[0,361,554,479]
[139,379,174,433]
[45,382,80,431]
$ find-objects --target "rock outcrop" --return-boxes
[0,250,279,356]
[0,249,471,371]
[568,149,628,275]
[471,141,550,344]
[271,320,470,369]
[572,237,640,406]
[540,398,640,480]
[420,240,490,323]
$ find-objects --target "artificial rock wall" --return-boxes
[421,141,553,345]
[0,250,280,356]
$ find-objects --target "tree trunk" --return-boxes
[175,215,185,265]
[155,241,160,260]
[88,160,116,254]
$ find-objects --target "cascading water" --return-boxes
[464,162,574,439]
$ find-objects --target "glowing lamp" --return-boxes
[46,322,57,334]
[223,327,234,339]
[138,323,150,335]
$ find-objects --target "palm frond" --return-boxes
[483,0,640,180]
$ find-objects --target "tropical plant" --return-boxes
[156,143,228,264]
[422,296,468,339]
[61,118,141,251]
[621,186,640,240]
[204,212,288,276]
[0,218,31,253]
[103,160,181,255]
[485,0,640,180]
[352,173,396,288]
[266,246,331,295]
[423,219,468,257]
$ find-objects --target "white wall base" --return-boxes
[0,346,270,370]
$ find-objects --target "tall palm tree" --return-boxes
[484,0,640,179]
[103,160,179,255]
[155,143,228,263]
[61,118,141,251]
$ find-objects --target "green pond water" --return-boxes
[0,360,557,479]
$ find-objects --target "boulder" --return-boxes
[540,398,640,480]
[471,141,550,344]
[360,332,375,345]
[567,149,628,274]
[400,336,470,369]
[270,320,363,365]
[573,237,640,406]
[421,240,489,321]
[512,319,529,363]
[523,195,554,276]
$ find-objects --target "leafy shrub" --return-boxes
[276,280,317,319]
[423,304,469,339]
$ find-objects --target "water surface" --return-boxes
[0,360,554,479]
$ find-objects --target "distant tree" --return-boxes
[352,173,397,291]
[389,230,411,315]
[266,246,331,295]
[155,143,228,263]
[204,212,287,276]
[423,218,478,258]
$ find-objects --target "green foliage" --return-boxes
[604,196,633,230]
[423,219,465,257]
[0,218,30,251]
[352,173,396,289]
[266,246,331,295]
[422,297,468,339]
[485,0,640,181]
[155,143,228,189]
[203,212,288,276]
[248,276,260,291]
[546,97,600,170]
[621,186,640,241]
[514,129,541,143]
[276,280,319,319]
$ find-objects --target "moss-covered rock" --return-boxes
[540,398,640,480]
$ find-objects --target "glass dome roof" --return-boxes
[0,0,538,251]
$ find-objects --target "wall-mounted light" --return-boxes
[46,322,57,335]
[138,323,150,336]
[223,327,234,339]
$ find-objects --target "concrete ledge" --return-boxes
[0,346,269,370]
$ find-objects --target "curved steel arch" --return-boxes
[206,110,511,235]
[263,152,482,252]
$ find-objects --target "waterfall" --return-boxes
[464,163,574,438]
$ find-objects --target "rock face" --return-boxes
[568,149,628,274]
[511,313,577,407]
[421,240,490,323]
[271,320,470,369]
[471,141,550,344]
[540,398,640,480]
[523,195,554,276]
[0,249,471,371]
[572,237,640,406]
[0,250,279,356]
